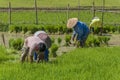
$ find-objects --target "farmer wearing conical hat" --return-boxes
[67,18,90,47]
[89,17,102,33]
[33,31,51,61]
[20,36,47,63]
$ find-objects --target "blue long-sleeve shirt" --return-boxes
[72,21,90,41]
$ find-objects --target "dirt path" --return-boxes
[108,34,120,46]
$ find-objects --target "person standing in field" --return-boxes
[20,36,47,63]
[89,17,102,34]
[33,31,52,62]
[67,18,90,47]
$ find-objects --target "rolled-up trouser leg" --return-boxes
[20,47,29,62]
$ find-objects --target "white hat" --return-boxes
[34,31,47,36]
[67,18,78,28]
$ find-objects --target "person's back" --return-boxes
[24,36,45,51]
[21,36,46,63]
[34,31,51,48]
[77,21,89,33]
[73,21,90,41]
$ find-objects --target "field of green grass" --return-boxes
[0,0,120,79]
[0,10,119,25]
[0,0,120,7]
[0,45,120,80]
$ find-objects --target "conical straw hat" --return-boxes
[67,18,78,28]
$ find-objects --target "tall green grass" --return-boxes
[0,45,15,63]
[0,47,120,80]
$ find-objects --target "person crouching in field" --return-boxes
[33,31,52,62]
[67,18,90,47]
[20,36,47,63]
[89,17,102,34]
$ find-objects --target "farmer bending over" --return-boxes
[33,31,51,61]
[67,18,90,47]
[89,17,102,34]
[20,36,46,63]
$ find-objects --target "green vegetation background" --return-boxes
[0,0,120,7]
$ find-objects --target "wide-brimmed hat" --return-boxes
[67,18,78,28]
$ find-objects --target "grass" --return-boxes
[0,10,120,25]
[0,0,120,7]
[0,46,120,80]
[0,46,11,62]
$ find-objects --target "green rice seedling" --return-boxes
[65,35,71,46]
[58,26,63,34]
[0,22,8,31]
[93,37,101,47]
[86,34,94,47]
[102,36,110,46]
[21,25,28,34]
[98,36,103,43]
[9,38,24,50]
[50,44,59,57]
[51,37,55,44]
[57,37,62,46]
[9,38,15,48]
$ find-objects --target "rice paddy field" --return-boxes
[0,46,120,80]
[0,0,120,26]
[0,0,120,80]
